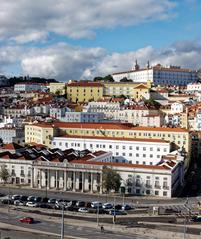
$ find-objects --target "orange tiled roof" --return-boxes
[70,160,171,170]
[67,82,103,87]
[59,134,169,143]
[29,122,189,132]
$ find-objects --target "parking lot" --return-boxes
[0,193,136,216]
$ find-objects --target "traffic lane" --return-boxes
[0,186,187,205]
[0,212,154,239]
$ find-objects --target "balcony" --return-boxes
[154,185,161,189]
[163,186,169,190]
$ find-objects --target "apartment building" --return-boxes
[0,127,24,144]
[49,82,66,95]
[66,81,104,103]
[25,122,191,170]
[187,83,201,93]
[52,135,171,165]
[61,112,105,123]
[14,83,42,92]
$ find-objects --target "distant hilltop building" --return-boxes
[112,61,198,86]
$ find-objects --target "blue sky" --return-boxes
[0,0,201,81]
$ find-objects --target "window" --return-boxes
[136,146,139,150]
[143,147,146,151]
[109,145,112,149]
[129,146,132,150]
[146,190,150,194]
[163,191,167,196]
[129,153,132,157]
[143,161,146,165]
[136,189,140,194]
[136,161,139,164]
[155,191,159,195]
[136,153,139,157]
[122,152,126,156]
[116,145,119,149]
[150,154,153,158]
[143,154,146,157]
[157,148,160,151]
[150,147,153,151]
[122,146,126,150]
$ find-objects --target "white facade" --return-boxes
[0,154,183,198]
[14,83,42,92]
[112,65,197,86]
[61,112,105,123]
[0,127,24,144]
[171,102,184,114]
[52,136,170,165]
[187,83,201,92]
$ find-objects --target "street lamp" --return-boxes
[61,204,64,239]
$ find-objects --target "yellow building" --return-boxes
[103,82,150,99]
[25,123,58,148]
[66,82,103,103]
[133,84,150,101]
[25,122,191,169]
[49,82,66,95]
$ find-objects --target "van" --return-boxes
[91,201,102,208]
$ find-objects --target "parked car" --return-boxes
[78,207,89,213]
[122,204,132,210]
[27,196,35,202]
[67,200,77,207]
[76,201,85,207]
[191,215,201,222]
[20,195,28,202]
[113,204,122,210]
[34,197,42,203]
[26,201,38,207]
[14,200,26,206]
[109,210,127,215]
[91,201,102,208]
[19,217,34,224]
[1,198,12,204]
[103,203,113,209]
[11,195,21,201]
[48,198,56,204]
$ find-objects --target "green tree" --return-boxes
[0,138,3,147]
[102,167,122,193]
[0,165,10,184]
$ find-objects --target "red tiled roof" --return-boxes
[29,122,189,132]
[58,134,169,143]
[67,82,103,87]
[70,160,171,170]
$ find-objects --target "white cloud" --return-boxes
[0,0,176,41]
[1,40,201,81]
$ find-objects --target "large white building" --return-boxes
[61,112,105,123]
[14,83,42,92]
[187,82,201,92]
[112,63,198,86]
[52,135,171,165]
[0,145,184,197]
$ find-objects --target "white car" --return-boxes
[78,207,89,213]
[26,201,38,207]
[14,200,25,206]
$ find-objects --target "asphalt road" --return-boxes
[1,186,199,206]
[0,211,155,239]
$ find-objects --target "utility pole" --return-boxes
[113,196,116,226]
[97,194,100,227]
[61,205,64,239]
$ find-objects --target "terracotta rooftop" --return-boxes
[67,82,103,87]
[29,122,189,132]
[70,160,172,171]
[57,134,169,144]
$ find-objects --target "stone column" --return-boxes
[64,170,67,191]
[100,173,103,194]
[31,167,34,188]
[39,169,42,189]
[47,169,50,190]
[91,173,93,193]
[81,172,85,192]
[73,171,76,191]
[55,170,58,189]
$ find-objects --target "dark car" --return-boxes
[113,204,122,210]
[191,216,201,222]
[76,201,85,207]
[20,195,28,202]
